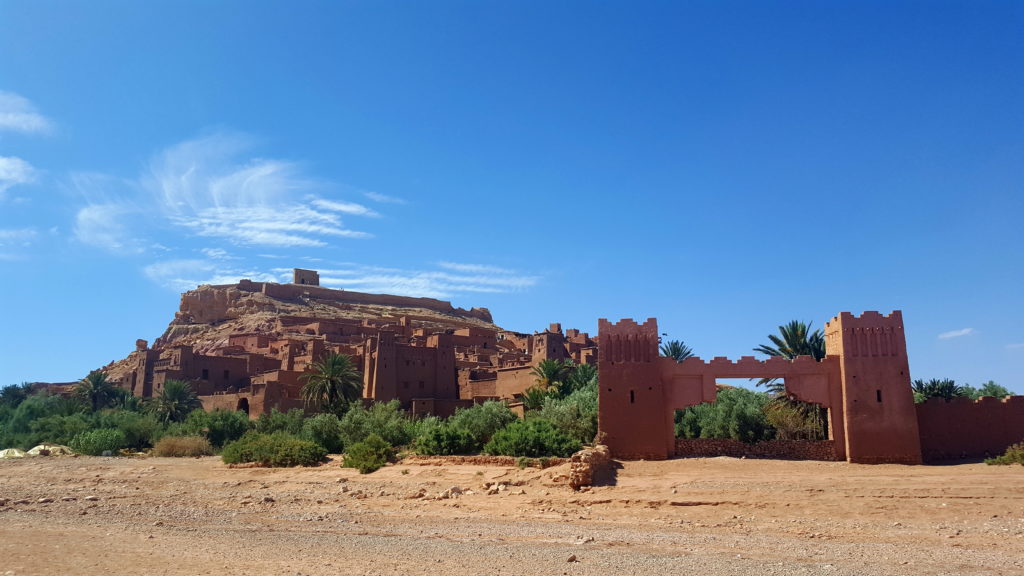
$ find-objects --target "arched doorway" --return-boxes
[236,398,250,416]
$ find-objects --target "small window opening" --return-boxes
[629,390,635,404]
[876,389,882,403]
[201,369,209,380]
[223,370,230,380]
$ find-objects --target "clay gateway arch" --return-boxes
[597,311,924,464]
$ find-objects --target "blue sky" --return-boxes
[1,2,1021,392]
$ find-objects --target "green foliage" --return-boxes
[344,434,393,474]
[70,428,127,456]
[529,359,575,392]
[147,380,203,423]
[153,435,214,457]
[763,401,824,441]
[1,392,85,449]
[448,400,517,448]
[562,363,598,396]
[754,320,826,396]
[338,400,414,448]
[416,422,475,455]
[912,378,965,403]
[301,413,344,453]
[221,432,327,467]
[660,339,694,363]
[533,381,598,445]
[75,371,118,412]
[483,418,581,458]
[985,442,1024,466]
[27,412,94,447]
[0,383,35,409]
[254,408,306,435]
[962,381,1012,400]
[95,410,162,450]
[300,353,364,414]
[186,409,252,448]
[675,387,775,443]
[520,386,550,411]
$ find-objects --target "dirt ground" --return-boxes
[1,455,1022,576]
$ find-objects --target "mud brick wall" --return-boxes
[916,396,1024,461]
[674,438,839,461]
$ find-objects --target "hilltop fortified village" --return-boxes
[103,269,1024,465]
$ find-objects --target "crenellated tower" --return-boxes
[825,311,922,464]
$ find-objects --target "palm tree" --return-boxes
[529,359,575,395]
[520,386,549,411]
[912,378,964,402]
[754,320,828,440]
[75,371,117,412]
[148,379,203,423]
[660,340,695,363]
[565,363,598,393]
[300,353,364,414]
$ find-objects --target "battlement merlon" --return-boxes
[825,310,904,330]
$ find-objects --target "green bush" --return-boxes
[448,400,517,449]
[96,410,163,450]
[221,432,327,467]
[675,387,775,443]
[986,442,1024,466]
[301,413,344,453]
[254,408,306,435]
[344,434,393,474]
[339,401,414,448]
[153,435,214,457]
[186,409,252,448]
[484,419,581,458]
[28,412,94,447]
[70,428,127,456]
[534,383,598,445]
[416,422,475,455]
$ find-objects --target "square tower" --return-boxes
[826,311,922,464]
[293,268,320,286]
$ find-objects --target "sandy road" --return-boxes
[1,455,1022,575]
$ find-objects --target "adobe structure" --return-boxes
[107,270,596,419]
[598,311,1024,464]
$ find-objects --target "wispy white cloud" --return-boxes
[0,228,38,260]
[312,263,539,299]
[311,198,380,217]
[0,91,54,134]
[363,191,406,204]
[438,261,515,275]
[74,203,145,254]
[143,132,374,247]
[0,156,36,198]
[200,247,233,260]
[144,259,280,291]
[938,328,975,340]
[1006,343,1024,350]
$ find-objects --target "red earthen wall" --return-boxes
[916,396,1024,461]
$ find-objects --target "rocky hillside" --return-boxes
[103,281,502,378]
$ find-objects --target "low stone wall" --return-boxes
[401,455,567,468]
[675,438,838,461]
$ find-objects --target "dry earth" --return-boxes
[1,455,1022,576]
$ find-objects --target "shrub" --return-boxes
[153,435,214,457]
[986,442,1024,466]
[301,413,344,453]
[186,409,252,448]
[28,413,94,447]
[675,387,775,443]
[70,428,127,456]
[254,408,306,435]
[339,401,414,448]
[484,419,581,458]
[448,400,517,448]
[97,410,163,450]
[416,423,475,455]
[534,384,598,445]
[221,432,327,467]
[344,434,393,474]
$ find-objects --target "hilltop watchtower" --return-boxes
[293,268,320,286]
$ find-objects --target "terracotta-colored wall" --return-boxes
[916,396,1024,461]
[826,311,922,464]
[495,366,534,399]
